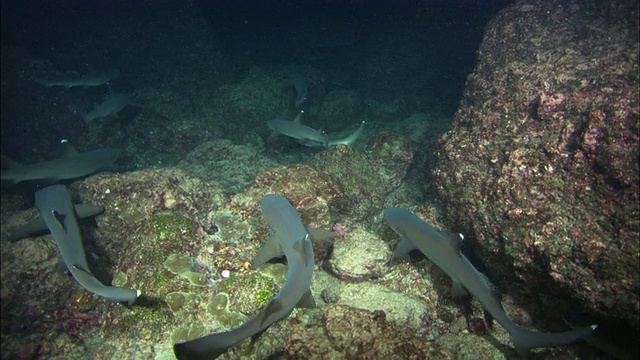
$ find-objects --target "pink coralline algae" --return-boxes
[432,0,638,341]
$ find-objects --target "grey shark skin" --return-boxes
[289,73,308,107]
[267,111,328,147]
[1,142,122,184]
[7,203,103,242]
[384,208,596,357]
[174,194,315,360]
[35,185,139,304]
[82,93,134,123]
[302,121,366,148]
[34,69,119,88]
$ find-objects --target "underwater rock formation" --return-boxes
[433,0,639,336]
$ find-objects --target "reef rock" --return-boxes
[433,0,639,334]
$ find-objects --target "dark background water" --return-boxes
[0,0,513,160]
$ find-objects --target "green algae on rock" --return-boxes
[164,253,213,287]
[307,131,416,222]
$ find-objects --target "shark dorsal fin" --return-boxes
[445,233,464,252]
[60,140,79,157]
[51,210,67,232]
[293,111,304,124]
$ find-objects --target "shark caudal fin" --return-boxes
[0,155,25,183]
[511,324,597,357]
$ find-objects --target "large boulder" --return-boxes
[433,0,638,336]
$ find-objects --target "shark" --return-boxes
[384,208,597,357]
[1,140,122,184]
[82,93,135,123]
[34,69,120,88]
[267,111,365,148]
[173,194,315,360]
[303,120,365,148]
[6,203,103,242]
[288,73,308,108]
[35,184,140,305]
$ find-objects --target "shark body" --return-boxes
[384,208,596,357]
[267,111,365,148]
[34,69,119,88]
[173,194,315,360]
[35,184,139,304]
[289,73,308,107]
[1,142,122,184]
[7,203,103,242]
[267,111,328,147]
[82,93,134,123]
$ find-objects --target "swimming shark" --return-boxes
[267,111,365,148]
[173,194,315,360]
[384,208,597,357]
[35,184,139,304]
[267,111,328,147]
[1,141,122,184]
[302,120,366,148]
[33,69,119,88]
[6,203,103,242]
[288,73,308,108]
[82,93,135,123]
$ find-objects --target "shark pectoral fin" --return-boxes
[295,290,315,308]
[393,237,417,258]
[267,130,280,142]
[251,236,284,269]
[260,298,283,326]
[74,204,104,219]
[451,279,469,298]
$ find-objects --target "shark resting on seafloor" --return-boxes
[384,208,597,358]
[1,140,122,184]
[267,111,365,148]
[35,184,140,305]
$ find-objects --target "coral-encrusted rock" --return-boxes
[284,305,451,359]
[432,0,639,332]
[324,227,392,281]
[308,131,416,222]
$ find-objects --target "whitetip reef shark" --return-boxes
[173,194,315,360]
[6,203,103,242]
[33,69,119,88]
[288,72,308,108]
[35,184,140,305]
[384,208,597,357]
[0,140,122,184]
[267,111,365,148]
[82,93,136,123]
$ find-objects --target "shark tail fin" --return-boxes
[330,121,365,147]
[173,334,231,360]
[511,323,597,357]
[1,155,24,170]
[1,155,24,184]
